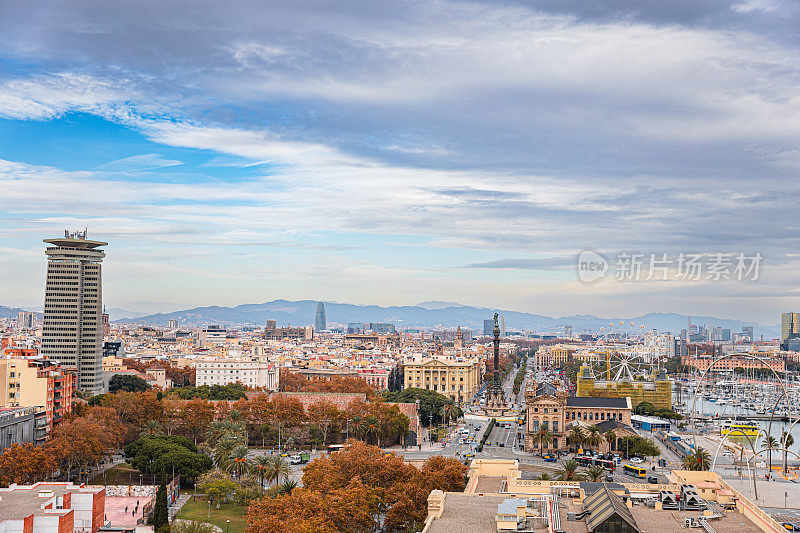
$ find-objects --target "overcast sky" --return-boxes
[0,0,798,324]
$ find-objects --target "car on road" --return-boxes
[498,442,505,447]
[647,476,659,484]
[630,457,644,464]
[543,454,557,462]
[289,455,302,464]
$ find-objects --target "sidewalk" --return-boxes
[169,494,192,521]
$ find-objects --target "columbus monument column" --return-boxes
[485,313,510,416]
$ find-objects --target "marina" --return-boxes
[673,374,800,446]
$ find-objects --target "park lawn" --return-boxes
[178,496,247,533]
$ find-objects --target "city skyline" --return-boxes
[0,1,798,323]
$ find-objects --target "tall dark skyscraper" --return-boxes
[314,301,326,332]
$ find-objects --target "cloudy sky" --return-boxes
[0,0,798,324]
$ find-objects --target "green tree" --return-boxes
[584,425,602,452]
[150,482,169,532]
[763,435,779,472]
[228,445,251,478]
[280,479,298,494]
[110,374,150,393]
[568,426,585,451]
[142,420,163,436]
[531,426,554,455]
[173,383,248,401]
[604,430,617,452]
[634,401,656,416]
[682,447,711,471]
[557,459,585,481]
[381,388,461,427]
[781,431,794,475]
[266,455,290,485]
[631,438,660,459]
[198,470,239,507]
[125,435,212,481]
[586,465,605,482]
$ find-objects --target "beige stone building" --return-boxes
[525,382,633,453]
[403,355,482,402]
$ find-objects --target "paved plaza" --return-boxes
[105,496,152,527]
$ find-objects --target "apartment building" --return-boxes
[0,357,74,438]
[195,357,279,390]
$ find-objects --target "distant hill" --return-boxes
[0,306,43,320]
[111,299,778,338]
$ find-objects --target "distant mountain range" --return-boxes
[107,300,778,338]
[0,306,42,320]
[0,306,144,322]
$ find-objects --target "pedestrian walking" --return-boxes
[124,506,128,514]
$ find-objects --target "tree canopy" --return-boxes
[172,383,248,400]
[125,435,212,480]
[247,441,467,533]
[110,374,151,393]
[381,388,462,427]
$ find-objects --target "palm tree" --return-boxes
[781,430,794,475]
[280,479,298,494]
[568,426,585,452]
[584,425,601,453]
[268,456,290,485]
[531,426,554,456]
[214,438,236,470]
[586,465,605,482]
[537,473,552,481]
[253,455,272,489]
[229,445,251,478]
[557,459,585,481]
[142,420,163,436]
[763,435,779,473]
[682,447,711,471]
[604,430,617,453]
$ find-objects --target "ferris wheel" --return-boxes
[587,320,656,381]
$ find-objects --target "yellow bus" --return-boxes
[622,464,647,478]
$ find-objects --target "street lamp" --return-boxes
[226,520,230,533]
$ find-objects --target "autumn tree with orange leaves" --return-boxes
[0,442,60,486]
[246,441,466,533]
[50,406,124,482]
[279,369,376,397]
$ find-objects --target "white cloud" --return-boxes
[0,74,124,120]
[101,154,183,172]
